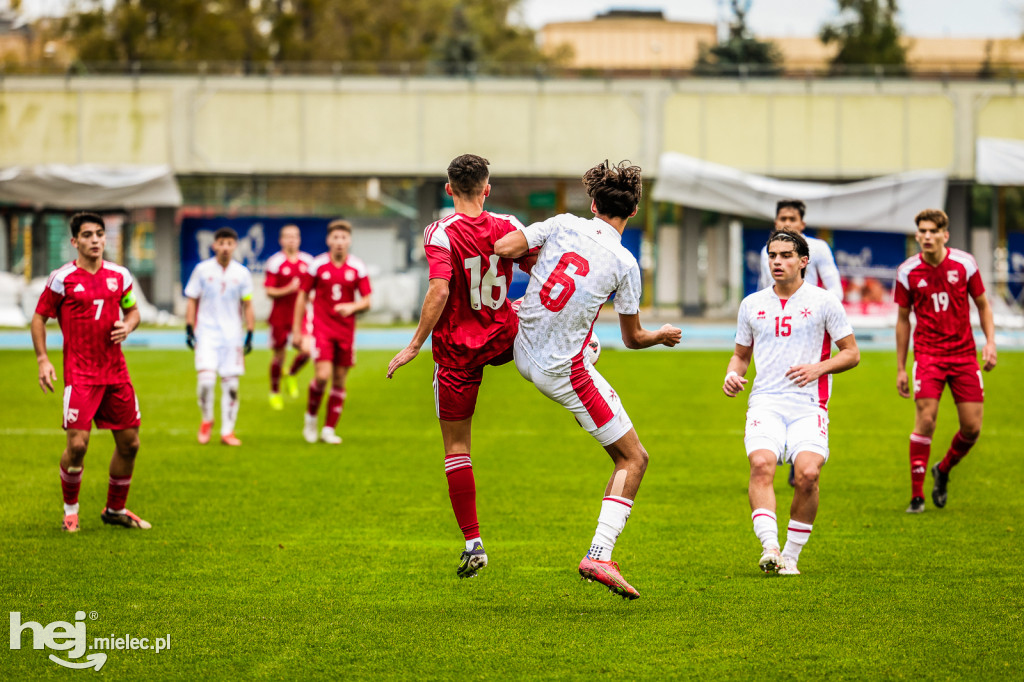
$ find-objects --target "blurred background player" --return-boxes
[895,209,997,514]
[294,220,371,445]
[32,212,150,532]
[264,224,314,410]
[184,227,255,446]
[758,199,843,488]
[723,230,859,577]
[387,154,531,579]
[495,160,681,600]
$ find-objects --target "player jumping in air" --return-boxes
[184,227,256,446]
[294,220,372,445]
[387,154,532,579]
[895,209,997,513]
[32,212,150,532]
[264,224,314,409]
[723,230,859,576]
[495,160,681,599]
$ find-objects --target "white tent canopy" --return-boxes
[652,152,947,233]
[976,138,1024,186]
[0,165,182,209]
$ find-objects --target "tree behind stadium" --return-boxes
[819,0,908,75]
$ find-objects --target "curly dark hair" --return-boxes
[582,160,642,219]
[767,229,810,279]
[447,154,490,199]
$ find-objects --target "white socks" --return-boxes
[220,376,240,436]
[587,496,633,561]
[465,538,482,551]
[752,508,780,551]
[64,503,79,515]
[197,372,216,422]
[783,520,813,563]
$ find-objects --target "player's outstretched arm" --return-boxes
[786,334,860,388]
[494,231,529,259]
[723,344,752,397]
[973,293,998,371]
[387,278,449,379]
[895,306,912,397]
[617,313,681,350]
[31,313,56,393]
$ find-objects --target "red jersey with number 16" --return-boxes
[424,211,523,369]
[35,260,135,386]
[302,253,371,341]
[894,248,984,358]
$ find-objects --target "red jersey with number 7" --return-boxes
[302,253,372,341]
[894,248,984,358]
[35,260,135,386]
[424,211,523,369]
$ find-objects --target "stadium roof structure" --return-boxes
[0,164,182,209]
[652,152,947,233]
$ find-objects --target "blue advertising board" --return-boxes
[180,216,332,287]
[1009,232,1024,300]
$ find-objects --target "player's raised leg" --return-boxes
[908,399,939,513]
[59,429,90,532]
[440,415,487,578]
[748,449,783,574]
[100,427,151,529]
[780,450,825,575]
[933,401,983,508]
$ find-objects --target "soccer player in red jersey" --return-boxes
[895,209,997,513]
[293,220,372,445]
[387,154,532,579]
[264,224,314,409]
[31,212,151,533]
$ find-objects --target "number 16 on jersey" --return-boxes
[464,255,507,310]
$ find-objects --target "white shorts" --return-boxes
[743,400,829,463]
[195,335,245,377]
[514,343,633,447]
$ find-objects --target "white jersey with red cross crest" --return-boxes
[736,282,854,409]
[515,213,641,376]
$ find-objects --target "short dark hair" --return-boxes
[767,229,810,279]
[582,160,643,219]
[915,209,948,230]
[214,227,238,241]
[327,219,352,234]
[447,154,490,198]
[69,212,105,238]
[279,224,300,236]
[775,199,806,220]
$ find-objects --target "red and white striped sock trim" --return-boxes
[109,476,132,486]
[444,454,472,475]
[59,467,83,483]
[910,433,933,445]
[602,496,633,508]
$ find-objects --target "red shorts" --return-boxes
[433,343,514,422]
[269,324,291,350]
[312,333,355,367]
[913,355,984,403]
[63,383,141,431]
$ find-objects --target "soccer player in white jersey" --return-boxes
[723,230,860,576]
[184,227,255,446]
[495,160,681,600]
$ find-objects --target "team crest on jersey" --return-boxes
[322,272,330,280]
[800,307,812,318]
[947,271,959,284]
[345,271,355,282]
[107,278,118,292]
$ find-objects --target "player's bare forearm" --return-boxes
[618,314,681,349]
[185,298,198,327]
[111,306,140,344]
[974,293,998,370]
[292,291,308,337]
[31,313,56,393]
[494,231,529,259]
[243,300,255,332]
[786,336,859,388]
[387,282,447,378]
[895,308,911,370]
[723,345,752,397]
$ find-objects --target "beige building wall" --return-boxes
[541,18,717,69]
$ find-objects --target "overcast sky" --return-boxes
[8,0,1024,38]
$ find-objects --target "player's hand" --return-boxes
[291,330,304,350]
[186,324,196,350]
[111,320,130,344]
[334,302,357,317]
[244,330,254,355]
[37,357,57,393]
[659,324,682,347]
[287,277,301,293]
[722,371,747,397]
[896,368,911,399]
[786,363,824,388]
[386,345,419,379]
[982,342,997,371]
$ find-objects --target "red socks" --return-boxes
[324,388,346,429]
[909,433,932,498]
[60,465,82,505]
[289,353,310,376]
[939,431,977,473]
[307,380,325,416]
[444,454,479,541]
[106,475,132,511]
[270,357,283,392]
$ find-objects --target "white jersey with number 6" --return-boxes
[736,282,854,409]
[515,213,641,376]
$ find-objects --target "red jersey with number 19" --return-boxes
[894,248,984,358]
[303,253,371,341]
[424,211,523,369]
[35,260,134,386]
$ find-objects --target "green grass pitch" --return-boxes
[2,348,1022,679]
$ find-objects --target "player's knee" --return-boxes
[795,465,820,491]
[960,425,981,442]
[749,457,775,480]
[632,445,649,472]
[67,439,89,461]
[916,416,937,436]
[119,438,140,459]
